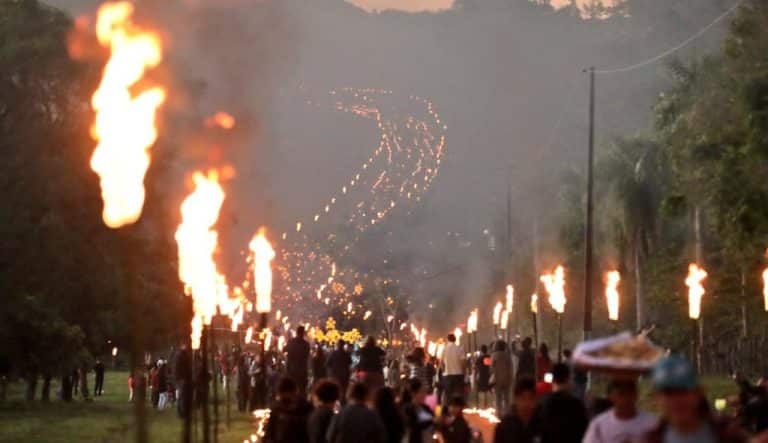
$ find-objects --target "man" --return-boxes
[494,377,540,443]
[562,349,587,400]
[536,363,588,443]
[583,378,656,443]
[327,340,352,398]
[511,337,535,381]
[642,355,744,443]
[285,326,311,395]
[357,336,386,393]
[93,359,105,396]
[263,377,313,443]
[438,396,473,443]
[308,379,341,443]
[327,382,387,443]
[441,333,465,405]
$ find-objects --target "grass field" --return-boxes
[0,371,256,443]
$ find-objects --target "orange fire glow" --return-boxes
[175,170,227,349]
[685,263,708,320]
[249,228,275,314]
[492,301,503,326]
[90,1,166,228]
[531,294,538,314]
[505,284,514,313]
[467,309,478,333]
[605,270,620,321]
[205,111,236,129]
[500,309,509,330]
[540,266,566,314]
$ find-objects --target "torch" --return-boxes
[111,346,118,369]
[492,301,503,338]
[541,266,566,362]
[86,4,167,442]
[685,263,707,367]
[605,271,621,326]
[762,249,768,311]
[500,309,510,344]
[250,228,274,413]
[505,284,514,335]
[531,294,538,347]
[468,309,479,353]
[454,327,463,347]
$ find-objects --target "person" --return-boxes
[174,343,193,422]
[327,340,353,397]
[536,363,588,443]
[93,359,105,396]
[536,343,552,382]
[235,352,249,412]
[642,355,745,443]
[512,337,535,381]
[475,345,492,408]
[312,344,327,384]
[375,386,406,443]
[441,333,465,406]
[263,377,313,443]
[438,396,473,443]
[407,347,429,388]
[583,378,656,443]
[357,336,386,393]
[150,363,160,408]
[128,372,135,402]
[308,379,341,443]
[286,326,311,395]
[326,382,387,443]
[492,340,513,414]
[402,378,435,443]
[494,377,541,443]
[562,349,588,400]
[157,360,168,408]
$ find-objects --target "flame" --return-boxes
[605,270,621,321]
[175,171,227,349]
[467,309,478,333]
[363,310,372,320]
[249,228,275,314]
[531,294,538,314]
[500,309,509,330]
[428,341,437,356]
[453,327,463,345]
[277,336,286,352]
[506,284,514,313]
[540,266,566,314]
[763,266,768,312]
[685,263,707,320]
[90,1,166,228]
[436,343,445,359]
[420,328,427,347]
[111,346,118,357]
[205,111,236,129]
[244,327,253,344]
[492,301,503,326]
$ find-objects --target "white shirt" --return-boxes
[442,342,464,376]
[583,409,657,443]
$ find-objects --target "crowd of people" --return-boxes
[116,325,768,443]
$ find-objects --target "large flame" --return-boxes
[175,171,226,349]
[531,293,538,314]
[540,266,566,314]
[467,309,478,333]
[453,327,463,345]
[685,263,707,320]
[90,1,166,228]
[605,270,621,321]
[249,228,275,313]
[492,301,503,326]
[505,284,514,313]
[500,309,509,330]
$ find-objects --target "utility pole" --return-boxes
[583,66,595,341]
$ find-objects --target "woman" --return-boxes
[375,386,406,443]
[536,343,552,382]
[402,378,435,443]
[491,340,513,414]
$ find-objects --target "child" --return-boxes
[438,396,473,443]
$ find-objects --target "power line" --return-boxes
[594,0,745,75]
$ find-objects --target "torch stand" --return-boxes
[557,314,563,363]
[690,318,699,370]
[211,325,219,443]
[532,312,539,348]
[201,326,211,443]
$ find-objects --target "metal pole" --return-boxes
[532,313,538,348]
[557,314,563,363]
[201,326,211,443]
[211,324,219,443]
[583,66,596,341]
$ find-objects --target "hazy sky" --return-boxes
[347,0,597,12]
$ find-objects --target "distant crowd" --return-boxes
[122,326,768,443]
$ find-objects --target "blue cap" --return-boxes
[652,354,698,390]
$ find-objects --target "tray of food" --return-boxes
[572,332,666,375]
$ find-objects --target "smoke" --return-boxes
[51,0,736,334]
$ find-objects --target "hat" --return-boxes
[652,355,698,391]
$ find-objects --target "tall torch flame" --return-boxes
[531,294,538,314]
[493,302,503,326]
[175,171,226,349]
[249,229,275,314]
[505,284,514,313]
[91,1,166,228]
[685,263,707,320]
[467,309,478,333]
[500,309,509,330]
[540,266,566,314]
[605,270,620,321]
